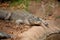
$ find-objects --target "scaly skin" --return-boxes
[0,10,48,26]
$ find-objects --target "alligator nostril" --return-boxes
[43,22,48,27]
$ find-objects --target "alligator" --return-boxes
[0,31,11,39]
[0,9,48,26]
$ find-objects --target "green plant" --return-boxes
[0,0,41,10]
[10,0,30,10]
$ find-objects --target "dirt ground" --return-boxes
[0,20,31,40]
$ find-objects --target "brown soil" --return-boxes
[0,20,31,40]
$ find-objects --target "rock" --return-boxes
[46,33,60,40]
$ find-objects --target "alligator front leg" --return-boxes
[0,10,11,20]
